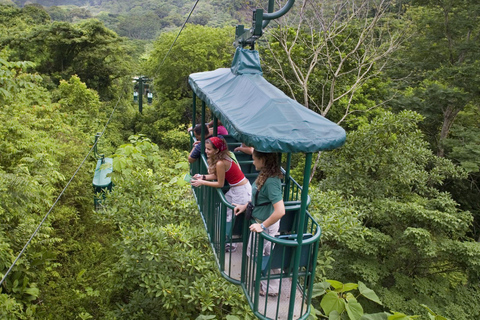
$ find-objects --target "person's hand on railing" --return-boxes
[233,203,247,215]
[249,223,264,233]
[191,178,204,187]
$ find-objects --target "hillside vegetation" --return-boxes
[11,0,254,39]
[1,1,480,319]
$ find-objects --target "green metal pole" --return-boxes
[288,152,312,319]
[306,238,321,308]
[138,77,144,114]
[192,93,196,130]
[212,114,218,136]
[201,101,206,159]
[261,0,275,29]
[253,234,264,313]
[284,153,292,201]
[263,0,295,21]
[298,153,312,235]
[192,93,196,147]
[94,133,100,159]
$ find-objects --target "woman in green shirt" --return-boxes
[234,150,285,296]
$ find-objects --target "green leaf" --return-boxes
[388,312,418,320]
[328,310,341,320]
[312,281,331,298]
[358,281,382,305]
[326,279,344,290]
[346,301,364,320]
[195,315,216,320]
[24,287,40,298]
[76,269,87,281]
[420,304,448,320]
[346,292,357,302]
[360,312,390,320]
[342,283,358,292]
[321,291,345,316]
[175,162,189,170]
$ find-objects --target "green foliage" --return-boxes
[1,19,132,99]
[310,280,387,320]
[22,4,51,24]
[394,79,471,153]
[258,8,398,126]
[0,4,49,30]
[136,25,235,137]
[388,1,480,155]
[115,11,164,39]
[440,104,480,240]
[443,104,480,174]
[156,125,190,150]
[99,136,252,318]
[0,51,128,319]
[136,97,193,139]
[46,6,69,21]
[146,24,235,101]
[311,110,480,319]
[309,281,450,320]
[319,110,464,199]
[55,75,101,130]
[2,2,480,319]
[0,51,44,104]
[0,293,36,320]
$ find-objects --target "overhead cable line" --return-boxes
[0,92,123,287]
[155,0,200,76]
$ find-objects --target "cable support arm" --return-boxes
[234,0,295,48]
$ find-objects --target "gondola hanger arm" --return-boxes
[234,0,295,49]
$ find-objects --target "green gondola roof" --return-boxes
[188,47,346,153]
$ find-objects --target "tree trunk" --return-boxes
[437,105,461,157]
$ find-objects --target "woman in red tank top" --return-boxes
[191,137,252,252]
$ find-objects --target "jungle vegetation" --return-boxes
[1,0,479,319]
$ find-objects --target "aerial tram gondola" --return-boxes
[188,1,346,319]
[92,132,113,211]
[132,76,153,113]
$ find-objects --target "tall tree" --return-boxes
[313,110,480,318]
[0,55,106,319]
[258,0,407,180]
[259,0,405,122]
[387,0,480,242]
[389,0,480,157]
[1,19,132,99]
[140,24,235,138]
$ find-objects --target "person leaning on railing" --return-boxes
[191,137,252,252]
[188,123,212,164]
[233,150,285,297]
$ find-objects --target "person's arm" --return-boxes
[188,143,201,163]
[191,161,226,188]
[193,173,216,180]
[188,153,196,163]
[234,203,249,215]
[188,150,197,163]
[249,200,285,233]
[234,144,254,155]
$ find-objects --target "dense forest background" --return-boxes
[4,0,253,39]
[1,0,480,319]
